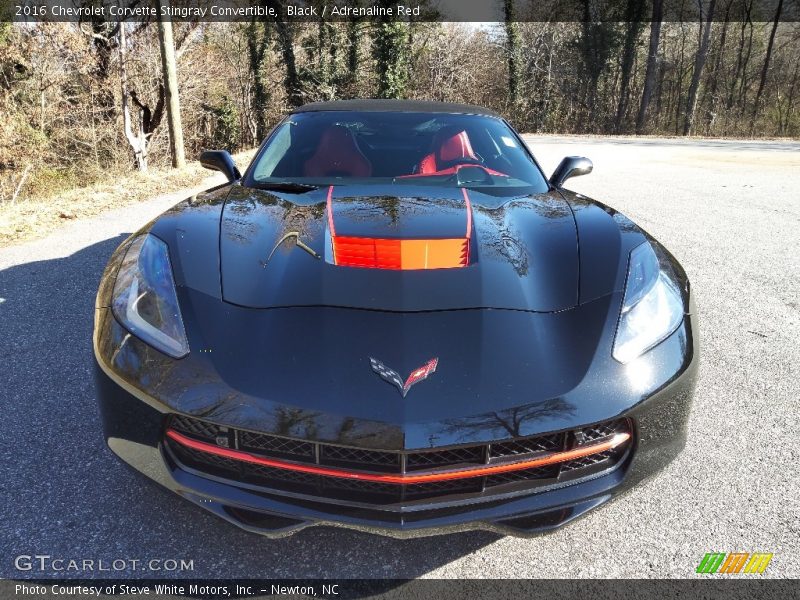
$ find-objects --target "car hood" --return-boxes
[101,184,677,449]
[219,183,579,312]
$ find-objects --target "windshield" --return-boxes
[246,111,549,193]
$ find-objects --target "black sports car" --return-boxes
[94,100,697,538]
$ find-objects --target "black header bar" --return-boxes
[4,579,800,600]
[4,0,800,23]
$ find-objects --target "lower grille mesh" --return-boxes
[166,415,630,505]
[239,431,315,460]
[172,443,485,503]
[489,434,562,458]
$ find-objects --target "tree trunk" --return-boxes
[86,13,119,122]
[751,0,783,127]
[579,1,616,130]
[673,22,689,135]
[504,0,520,106]
[271,16,302,107]
[636,0,664,135]
[783,62,800,135]
[683,0,716,135]
[157,0,186,168]
[702,1,732,131]
[615,0,646,133]
[725,0,752,111]
[119,22,147,171]
[654,55,667,129]
[316,19,330,87]
[347,19,360,85]
[328,21,341,92]
[246,19,270,141]
[737,13,755,113]
[373,2,410,99]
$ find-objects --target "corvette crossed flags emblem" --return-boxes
[369,357,439,398]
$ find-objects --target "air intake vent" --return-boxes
[165,415,631,506]
[333,236,469,270]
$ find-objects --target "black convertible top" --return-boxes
[292,99,501,118]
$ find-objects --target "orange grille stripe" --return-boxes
[165,429,630,484]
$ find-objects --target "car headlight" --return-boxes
[111,233,189,358]
[613,242,684,363]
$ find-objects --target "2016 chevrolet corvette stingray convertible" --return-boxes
[94,100,698,538]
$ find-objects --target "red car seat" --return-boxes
[304,125,372,177]
[417,129,478,174]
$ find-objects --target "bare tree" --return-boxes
[504,0,520,106]
[246,19,271,141]
[80,11,119,123]
[779,61,799,135]
[683,0,716,135]
[636,0,665,134]
[615,0,646,132]
[156,0,185,168]
[255,2,302,109]
[578,1,618,128]
[346,11,362,86]
[373,10,411,99]
[735,3,755,113]
[701,0,734,132]
[120,23,161,171]
[751,0,784,129]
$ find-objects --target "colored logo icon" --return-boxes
[696,552,773,574]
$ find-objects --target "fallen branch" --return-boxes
[10,165,31,205]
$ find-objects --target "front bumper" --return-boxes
[94,308,697,538]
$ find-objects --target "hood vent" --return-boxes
[327,185,472,270]
[333,236,470,270]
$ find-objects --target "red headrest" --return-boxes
[437,130,477,163]
[304,125,372,177]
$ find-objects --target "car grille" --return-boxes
[165,415,631,505]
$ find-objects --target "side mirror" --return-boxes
[550,156,593,188]
[199,150,241,182]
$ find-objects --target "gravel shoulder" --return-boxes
[0,136,797,579]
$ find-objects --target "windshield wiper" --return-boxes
[251,181,319,193]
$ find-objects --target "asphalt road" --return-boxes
[1,136,798,579]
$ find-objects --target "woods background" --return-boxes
[1,0,799,206]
